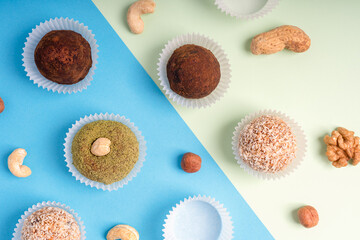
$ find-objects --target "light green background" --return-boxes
[92,0,360,239]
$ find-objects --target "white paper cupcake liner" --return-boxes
[22,17,99,94]
[163,195,234,240]
[215,0,279,20]
[64,113,147,191]
[157,33,231,108]
[12,201,85,240]
[232,109,307,180]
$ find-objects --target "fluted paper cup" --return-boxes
[232,109,307,180]
[64,113,146,191]
[157,33,231,108]
[12,201,85,240]
[163,195,234,240]
[215,0,279,20]
[22,17,99,94]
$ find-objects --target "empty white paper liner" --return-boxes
[64,113,147,191]
[22,17,99,94]
[232,109,307,180]
[157,33,231,108]
[163,195,234,240]
[12,201,85,240]
[215,0,279,20]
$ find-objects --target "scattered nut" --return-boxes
[91,137,111,157]
[107,224,139,240]
[251,25,311,55]
[0,97,4,113]
[127,0,156,34]
[324,127,360,168]
[297,205,319,228]
[181,152,202,173]
[8,148,31,178]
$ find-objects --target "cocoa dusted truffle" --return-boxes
[166,44,220,99]
[34,30,92,85]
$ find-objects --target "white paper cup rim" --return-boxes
[163,195,234,240]
[64,113,147,191]
[214,0,279,19]
[232,109,307,180]
[12,201,85,240]
[157,33,231,109]
[22,17,99,94]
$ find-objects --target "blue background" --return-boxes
[0,0,273,239]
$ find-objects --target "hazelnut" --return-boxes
[297,205,319,228]
[91,138,111,156]
[0,97,4,114]
[181,152,201,173]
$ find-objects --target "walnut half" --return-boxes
[324,127,360,168]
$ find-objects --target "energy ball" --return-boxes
[72,120,139,185]
[21,207,80,240]
[34,30,92,85]
[238,115,297,173]
[166,44,220,99]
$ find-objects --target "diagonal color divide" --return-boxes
[0,0,273,239]
[92,1,360,240]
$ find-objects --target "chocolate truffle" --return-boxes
[72,120,139,185]
[238,115,297,173]
[166,44,221,99]
[34,30,92,85]
[21,207,80,240]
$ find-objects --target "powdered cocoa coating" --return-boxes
[166,44,220,99]
[34,30,92,85]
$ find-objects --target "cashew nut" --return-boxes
[8,148,31,178]
[91,138,111,156]
[127,0,156,34]
[107,225,139,240]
